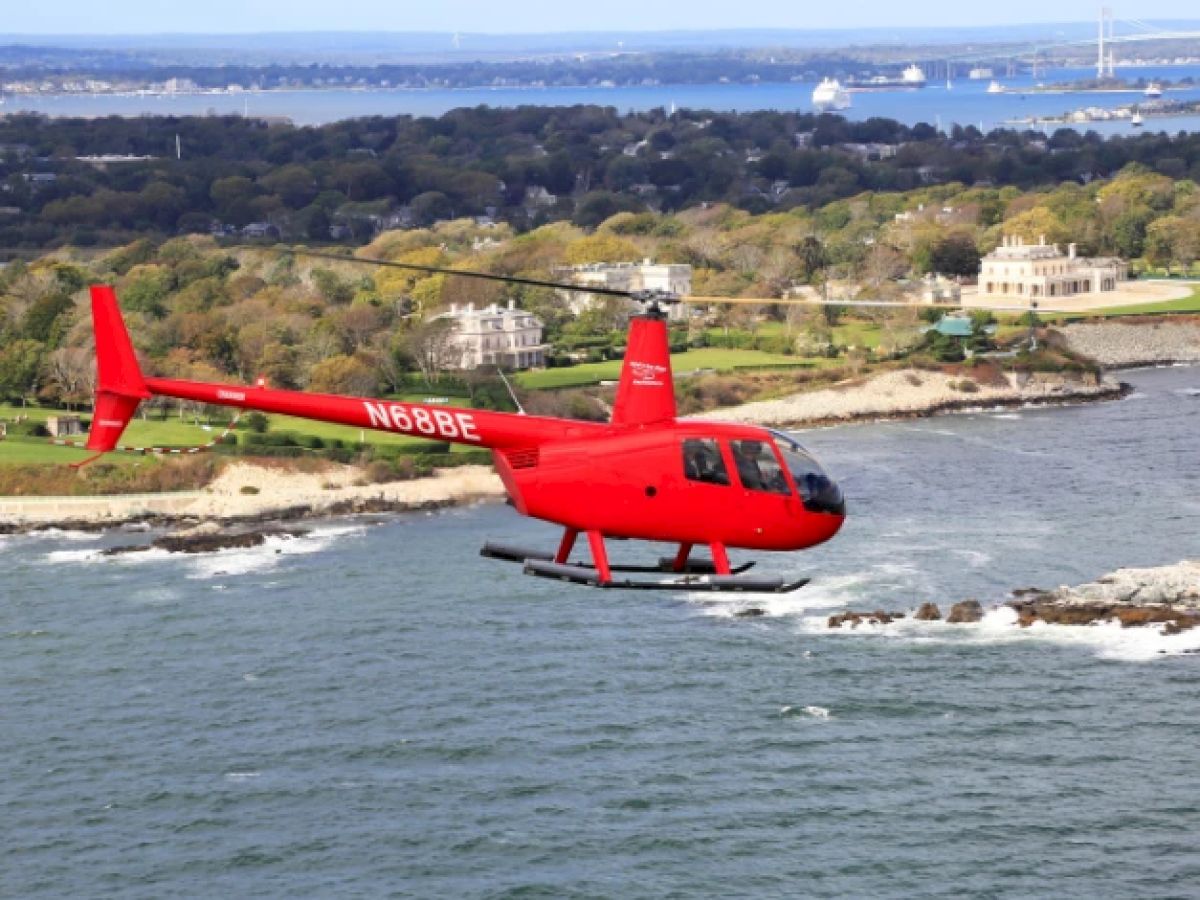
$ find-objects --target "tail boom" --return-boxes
[143,377,603,450]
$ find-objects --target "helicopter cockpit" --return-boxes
[767,430,845,516]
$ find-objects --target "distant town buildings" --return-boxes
[553,259,693,321]
[918,274,962,304]
[980,235,1128,301]
[436,301,548,370]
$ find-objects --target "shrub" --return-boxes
[239,485,261,495]
[243,412,269,433]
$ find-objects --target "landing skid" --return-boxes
[480,541,755,575]
[480,540,806,594]
[523,560,809,594]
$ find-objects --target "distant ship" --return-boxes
[986,80,1005,94]
[1144,82,1163,98]
[812,78,851,111]
[1132,111,1144,127]
[846,64,927,90]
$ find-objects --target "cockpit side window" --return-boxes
[768,429,846,515]
[730,439,791,495]
[682,438,730,486]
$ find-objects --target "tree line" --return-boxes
[1,107,1199,250]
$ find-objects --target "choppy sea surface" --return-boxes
[3,365,1200,898]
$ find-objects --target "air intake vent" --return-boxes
[505,447,539,469]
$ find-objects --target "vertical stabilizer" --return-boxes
[611,313,676,427]
[85,285,150,452]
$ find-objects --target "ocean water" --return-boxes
[8,64,1200,134]
[2,365,1200,898]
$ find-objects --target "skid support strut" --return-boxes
[709,543,732,576]
[586,531,612,584]
[555,528,579,565]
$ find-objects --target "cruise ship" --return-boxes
[1144,82,1163,98]
[846,64,927,91]
[986,80,1005,94]
[812,78,851,111]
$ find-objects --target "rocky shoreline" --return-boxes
[1061,319,1200,369]
[695,368,1126,430]
[828,561,1200,638]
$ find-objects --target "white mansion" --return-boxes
[436,301,548,370]
[980,235,1128,301]
[553,259,693,321]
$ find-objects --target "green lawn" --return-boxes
[1085,288,1200,317]
[515,347,808,390]
[0,436,144,467]
[0,399,471,467]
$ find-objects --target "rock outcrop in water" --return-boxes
[825,563,1200,635]
[828,610,903,627]
[947,600,984,623]
[1007,561,1200,633]
[102,526,309,556]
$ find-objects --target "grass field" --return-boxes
[515,347,813,389]
[0,398,474,467]
[1085,288,1200,317]
[0,437,129,467]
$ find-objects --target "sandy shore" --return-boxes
[0,463,506,528]
[692,368,1124,429]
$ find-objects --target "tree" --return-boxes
[44,346,95,409]
[308,354,380,396]
[404,319,460,386]
[0,339,45,401]
[930,233,982,277]
[311,268,355,305]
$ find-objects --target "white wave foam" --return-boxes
[186,524,367,579]
[44,547,104,564]
[990,412,1022,420]
[780,704,831,719]
[807,605,1200,661]
[949,549,992,568]
[688,571,872,619]
[31,528,103,542]
[223,771,260,781]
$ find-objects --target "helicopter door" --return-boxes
[729,440,792,496]
[681,438,731,486]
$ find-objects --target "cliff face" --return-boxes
[1061,320,1200,368]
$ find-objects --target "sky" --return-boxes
[8,1,1200,35]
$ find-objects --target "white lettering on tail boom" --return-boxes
[363,401,480,442]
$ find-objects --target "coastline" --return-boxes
[0,463,505,533]
[691,367,1126,431]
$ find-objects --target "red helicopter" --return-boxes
[83,252,849,593]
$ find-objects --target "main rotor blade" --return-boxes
[284,248,637,299]
[681,296,1072,313]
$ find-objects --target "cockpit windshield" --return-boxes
[768,430,846,515]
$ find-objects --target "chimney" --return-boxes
[450,303,458,314]
[467,302,474,313]
[508,299,515,310]
[1068,243,1077,259]
[1039,234,1046,246]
